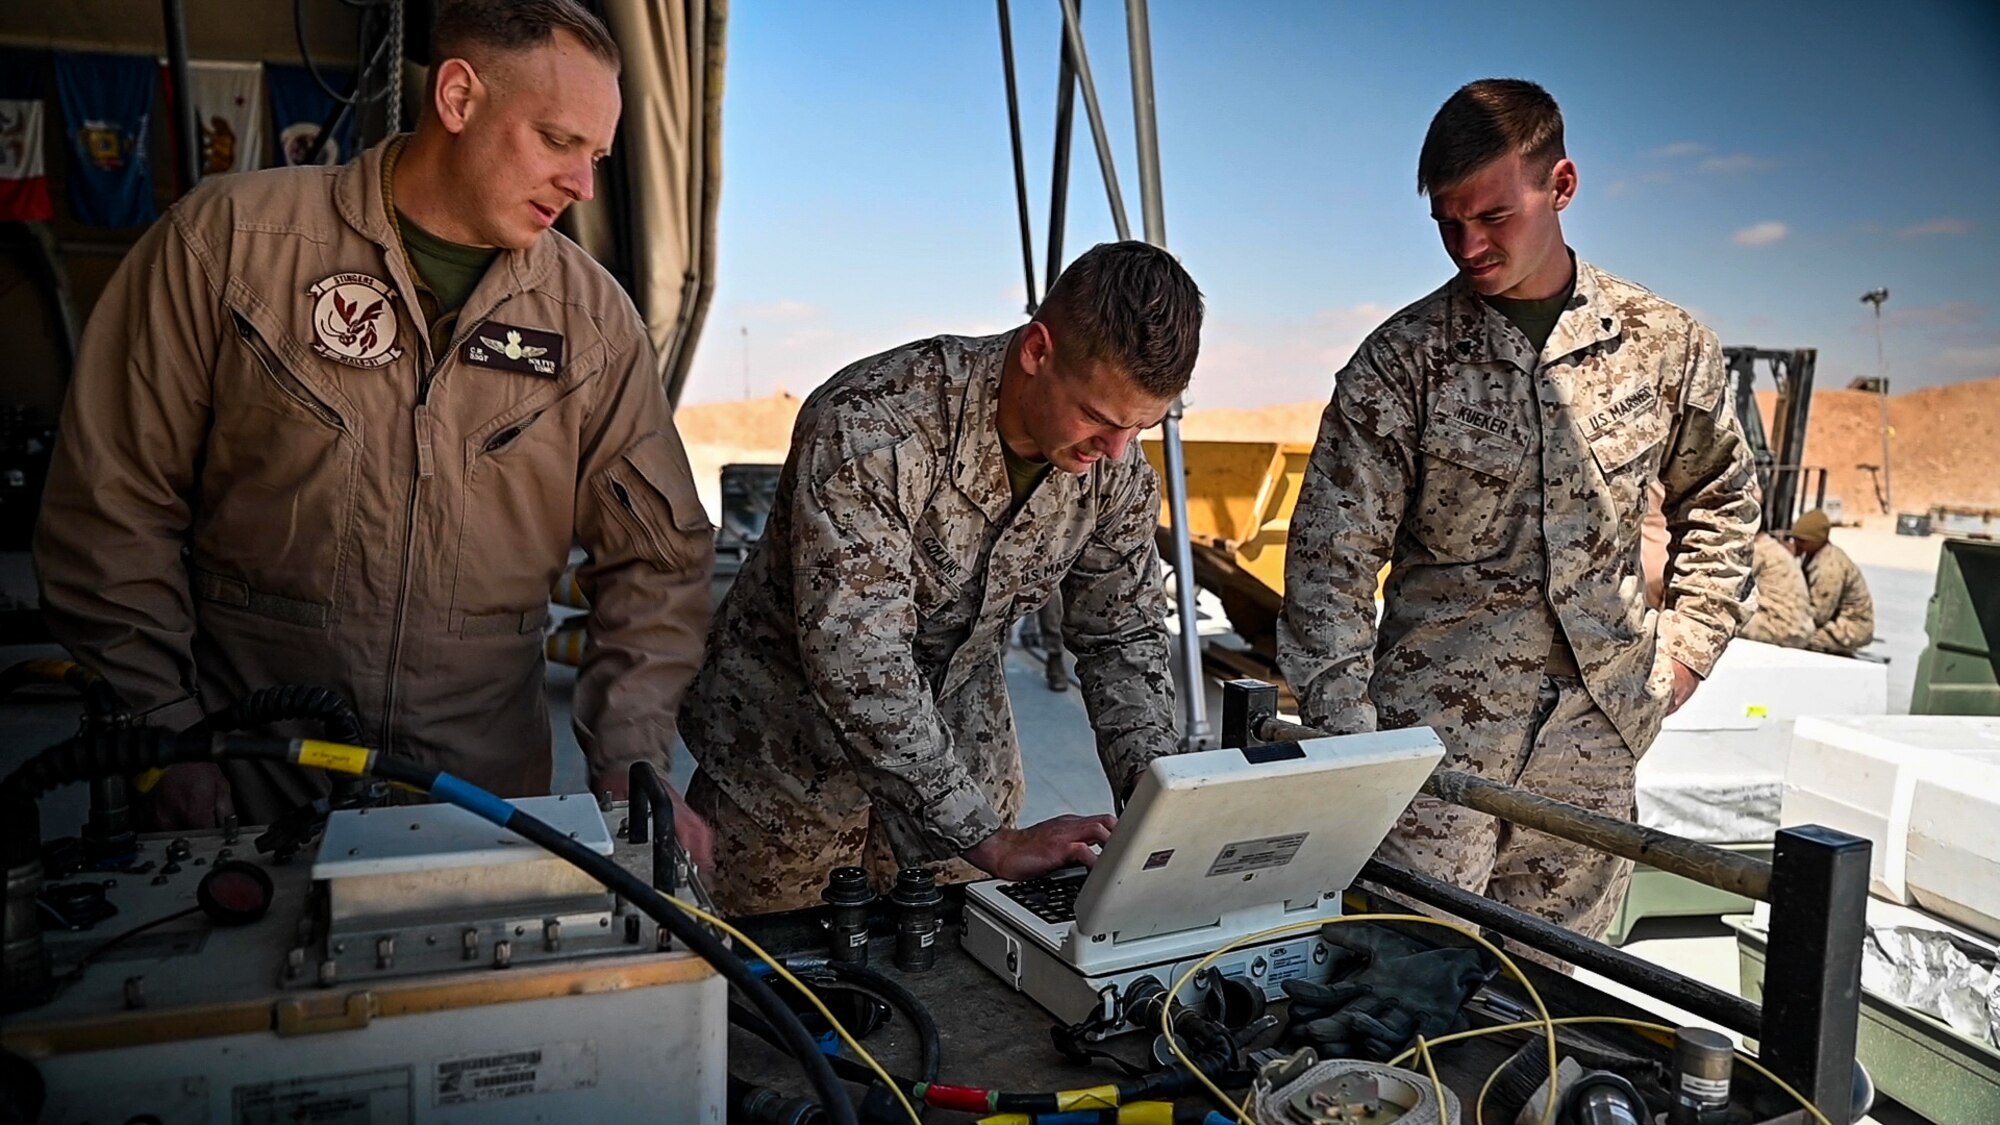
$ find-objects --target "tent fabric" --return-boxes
[585,0,726,407]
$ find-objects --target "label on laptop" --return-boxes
[1206,833,1308,877]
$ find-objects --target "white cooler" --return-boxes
[1779,716,2000,911]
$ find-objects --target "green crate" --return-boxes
[1911,539,2000,716]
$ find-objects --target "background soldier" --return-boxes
[36,0,714,837]
[682,242,1201,914]
[1279,79,1758,948]
[1789,509,1876,656]
[1740,530,1814,648]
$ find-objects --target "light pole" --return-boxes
[740,325,751,401]
[1859,288,1891,513]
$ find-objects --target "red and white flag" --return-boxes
[0,48,55,222]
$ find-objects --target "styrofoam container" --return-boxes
[1780,716,2000,903]
[1664,639,1888,733]
[1906,733,2000,940]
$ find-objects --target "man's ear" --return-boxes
[432,58,482,134]
[1019,320,1056,378]
[1549,157,1578,213]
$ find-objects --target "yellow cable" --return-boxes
[662,893,924,1125]
[1158,912,1559,1125]
[1392,1015,1832,1125]
[1414,1034,1451,1124]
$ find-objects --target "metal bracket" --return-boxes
[274,990,376,1037]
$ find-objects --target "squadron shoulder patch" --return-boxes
[308,273,403,369]
[463,321,564,379]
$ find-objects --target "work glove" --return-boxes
[1280,922,1497,1061]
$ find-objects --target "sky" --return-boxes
[678,0,2000,410]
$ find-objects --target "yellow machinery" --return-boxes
[1140,440,1313,671]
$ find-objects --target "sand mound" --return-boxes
[1757,379,2000,516]
[676,378,2000,517]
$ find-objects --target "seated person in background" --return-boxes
[1739,529,1813,647]
[1788,509,1875,657]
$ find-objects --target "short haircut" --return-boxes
[432,0,621,75]
[1035,241,1203,398]
[1417,79,1565,196]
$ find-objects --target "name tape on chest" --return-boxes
[1587,384,1661,435]
[1446,403,1511,437]
[308,273,403,369]
[463,321,565,379]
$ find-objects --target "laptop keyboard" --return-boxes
[996,869,1089,925]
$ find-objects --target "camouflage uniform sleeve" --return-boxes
[1656,325,1759,677]
[1060,454,1179,803]
[1277,345,1418,733]
[791,427,1003,862]
[1807,550,1875,653]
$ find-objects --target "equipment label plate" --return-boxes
[234,1065,411,1125]
[1207,833,1308,877]
[433,1040,598,1106]
[1266,942,1311,983]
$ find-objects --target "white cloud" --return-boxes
[1940,345,2000,372]
[1647,141,1707,159]
[1699,154,1772,174]
[1604,180,1633,198]
[1732,222,1789,247]
[1899,218,1972,238]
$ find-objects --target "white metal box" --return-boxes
[1779,716,2000,903]
[7,807,727,1124]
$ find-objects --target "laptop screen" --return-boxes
[1069,727,1445,942]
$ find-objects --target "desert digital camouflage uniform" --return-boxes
[1278,259,1758,945]
[682,331,1178,914]
[1740,532,1813,647]
[1804,542,1875,656]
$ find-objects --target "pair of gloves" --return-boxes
[1280,922,1498,1061]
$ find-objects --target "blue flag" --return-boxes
[266,63,357,167]
[53,51,156,228]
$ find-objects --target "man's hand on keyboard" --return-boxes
[963,813,1116,881]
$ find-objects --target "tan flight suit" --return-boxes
[36,140,714,822]
[682,331,1179,914]
[1740,533,1813,647]
[1279,259,1758,945]
[1804,542,1875,656]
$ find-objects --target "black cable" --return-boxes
[189,684,365,744]
[780,957,942,1085]
[3,730,859,1125]
[57,905,202,984]
[296,0,394,106]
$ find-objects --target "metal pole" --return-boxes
[1124,0,1166,247]
[1161,409,1211,747]
[162,0,201,195]
[1248,709,1774,901]
[1121,0,1207,748]
[1874,307,1892,514]
[1054,0,1132,241]
[1361,859,1763,1037]
[996,0,1039,314]
[1043,10,1079,294]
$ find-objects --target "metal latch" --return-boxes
[274,990,377,1037]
